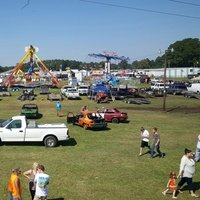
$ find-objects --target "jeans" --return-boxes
[9,194,20,200]
[150,143,162,158]
[9,193,13,200]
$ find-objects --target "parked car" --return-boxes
[151,82,166,90]
[64,88,81,100]
[47,93,63,101]
[0,86,11,96]
[17,88,35,101]
[40,85,51,94]
[60,85,72,94]
[21,104,39,118]
[97,108,128,123]
[95,92,109,103]
[78,86,88,96]
[187,83,200,94]
[111,88,136,100]
[167,84,188,95]
[67,112,107,130]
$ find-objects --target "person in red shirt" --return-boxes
[162,171,177,199]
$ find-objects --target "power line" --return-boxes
[80,0,200,20]
[167,0,200,7]
[21,0,30,10]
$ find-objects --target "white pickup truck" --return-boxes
[0,115,69,147]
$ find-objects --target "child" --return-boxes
[56,101,62,117]
[162,171,177,199]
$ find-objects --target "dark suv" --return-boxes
[21,104,39,118]
[167,84,187,95]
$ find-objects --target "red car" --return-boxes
[95,92,109,103]
[97,108,128,123]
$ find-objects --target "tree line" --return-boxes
[0,38,200,73]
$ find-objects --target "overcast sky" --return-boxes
[0,0,199,66]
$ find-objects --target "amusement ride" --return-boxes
[2,45,59,87]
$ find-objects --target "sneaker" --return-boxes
[178,190,183,193]
[172,196,177,199]
[162,192,166,196]
[138,153,142,157]
[191,193,199,198]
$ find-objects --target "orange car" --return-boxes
[67,112,107,130]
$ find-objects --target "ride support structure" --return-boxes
[3,45,59,87]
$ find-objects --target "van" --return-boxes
[187,83,200,94]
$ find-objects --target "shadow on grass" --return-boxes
[121,120,130,124]
[1,142,44,147]
[193,181,200,191]
[152,152,166,158]
[1,138,77,147]
[68,123,111,132]
[48,198,64,200]
[89,127,111,132]
[60,137,77,146]
[180,181,200,192]
[26,113,43,119]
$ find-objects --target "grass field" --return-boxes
[0,88,200,200]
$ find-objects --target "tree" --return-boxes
[118,60,129,70]
[131,58,151,69]
[167,38,200,67]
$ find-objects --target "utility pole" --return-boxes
[163,48,174,111]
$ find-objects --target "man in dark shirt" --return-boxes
[150,127,164,158]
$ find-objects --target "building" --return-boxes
[141,67,200,78]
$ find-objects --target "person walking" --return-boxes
[23,162,38,200]
[8,167,22,200]
[162,171,177,199]
[55,101,62,117]
[194,134,200,162]
[150,127,164,158]
[34,164,50,200]
[176,148,199,198]
[80,105,88,115]
[138,127,150,156]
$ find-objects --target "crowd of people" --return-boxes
[8,163,50,200]
[138,126,200,198]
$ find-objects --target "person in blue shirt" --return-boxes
[56,101,62,117]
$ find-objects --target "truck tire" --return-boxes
[112,118,119,123]
[44,136,57,147]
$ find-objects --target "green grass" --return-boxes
[0,89,200,200]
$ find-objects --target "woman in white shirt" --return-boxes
[176,148,199,198]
